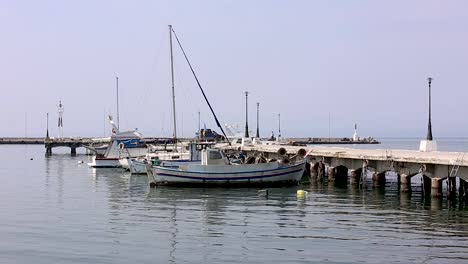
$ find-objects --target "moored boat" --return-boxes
[88,116,147,168]
[146,148,306,186]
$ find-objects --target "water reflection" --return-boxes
[4,145,468,264]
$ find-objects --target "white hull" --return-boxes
[129,158,199,174]
[119,157,131,170]
[148,161,305,186]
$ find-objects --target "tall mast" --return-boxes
[169,25,177,147]
[244,91,249,138]
[170,27,231,145]
[116,76,120,130]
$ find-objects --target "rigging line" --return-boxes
[171,28,231,145]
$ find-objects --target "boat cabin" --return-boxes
[201,148,230,165]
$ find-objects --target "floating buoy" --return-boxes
[78,160,84,164]
[30,158,33,160]
[296,190,308,198]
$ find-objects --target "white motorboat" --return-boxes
[147,148,306,186]
[88,116,148,168]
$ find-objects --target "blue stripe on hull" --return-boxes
[156,162,305,175]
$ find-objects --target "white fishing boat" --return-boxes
[146,26,307,186]
[126,142,212,174]
[147,148,306,186]
[88,116,147,168]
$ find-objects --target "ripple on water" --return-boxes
[1,145,468,263]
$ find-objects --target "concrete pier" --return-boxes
[232,144,468,199]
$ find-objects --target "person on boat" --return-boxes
[238,151,246,163]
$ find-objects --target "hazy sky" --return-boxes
[1,0,467,138]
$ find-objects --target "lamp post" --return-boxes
[278,113,281,138]
[426,77,433,141]
[244,91,249,138]
[419,77,437,152]
[256,102,260,138]
[46,112,49,139]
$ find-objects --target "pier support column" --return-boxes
[304,161,311,181]
[422,175,431,196]
[400,174,411,193]
[447,177,457,200]
[350,169,360,185]
[328,166,335,181]
[459,179,468,202]
[334,165,348,186]
[312,162,325,181]
[431,178,442,198]
[310,162,318,179]
[372,172,386,187]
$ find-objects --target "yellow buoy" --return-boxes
[297,190,307,198]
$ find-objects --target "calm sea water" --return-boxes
[1,139,468,264]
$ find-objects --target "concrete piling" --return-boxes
[431,178,442,197]
[447,177,457,200]
[350,169,361,185]
[459,178,468,201]
[310,162,318,179]
[328,166,335,181]
[422,175,432,196]
[400,174,411,193]
[372,172,386,187]
[334,165,348,186]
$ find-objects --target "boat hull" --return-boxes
[130,159,200,174]
[148,161,305,187]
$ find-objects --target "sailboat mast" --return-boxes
[116,76,120,130]
[170,27,231,145]
[169,25,177,147]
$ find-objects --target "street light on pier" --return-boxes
[419,77,437,152]
[244,91,249,138]
[426,77,433,141]
[256,102,260,138]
